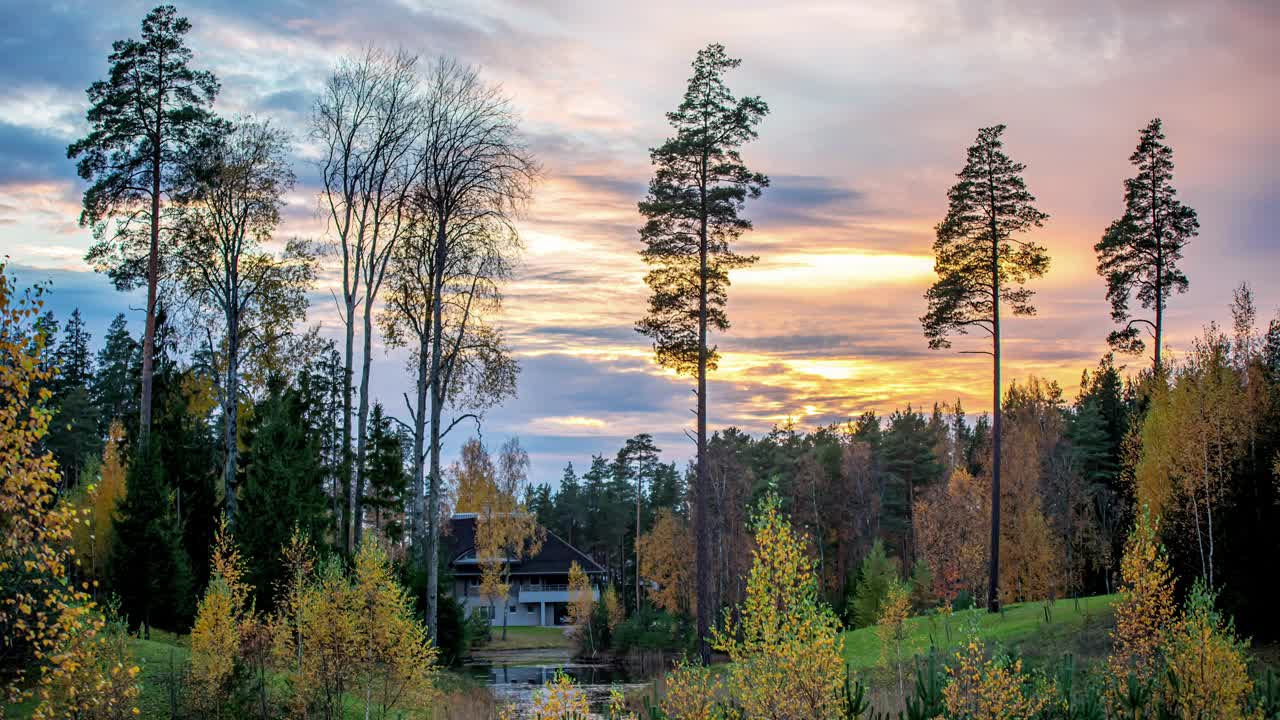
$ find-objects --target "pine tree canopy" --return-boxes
[1095,118,1199,360]
[636,43,768,374]
[68,4,220,290]
[921,124,1049,350]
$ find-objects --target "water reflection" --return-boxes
[464,649,653,716]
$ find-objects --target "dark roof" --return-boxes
[444,514,606,576]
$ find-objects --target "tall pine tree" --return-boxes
[1095,118,1199,373]
[68,4,220,439]
[636,43,768,661]
[921,124,1049,611]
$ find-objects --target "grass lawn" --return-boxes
[5,630,492,719]
[842,594,1119,674]
[478,624,573,651]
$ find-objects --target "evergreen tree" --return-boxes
[69,4,221,439]
[92,313,140,435]
[51,308,93,394]
[921,124,1050,611]
[110,437,195,636]
[237,375,331,610]
[526,483,554,533]
[554,462,585,545]
[47,310,100,484]
[649,461,684,514]
[850,539,897,628]
[636,43,768,661]
[149,308,221,590]
[881,407,943,562]
[1095,119,1199,373]
[363,403,409,545]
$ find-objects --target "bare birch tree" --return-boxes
[380,198,519,579]
[411,57,538,637]
[313,49,425,552]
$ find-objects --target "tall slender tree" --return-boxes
[47,309,100,484]
[68,4,220,440]
[616,433,660,610]
[921,124,1049,611]
[636,43,768,661]
[313,48,424,554]
[1095,119,1199,374]
[172,118,315,527]
[380,196,518,578]
[412,57,536,638]
[93,314,140,434]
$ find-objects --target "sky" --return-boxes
[1,0,1278,483]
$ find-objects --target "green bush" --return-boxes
[849,540,898,628]
[609,606,694,655]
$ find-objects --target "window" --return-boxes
[510,605,518,614]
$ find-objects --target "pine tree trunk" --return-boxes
[988,212,1002,613]
[695,162,711,664]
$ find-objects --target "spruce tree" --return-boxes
[636,43,768,661]
[92,313,140,435]
[554,462,584,545]
[363,403,409,545]
[921,124,1049,611]
[111,437,194,636]
[68,4,220,439]
[1095,119,1199,373]
[237,376,331,610]
[47,309,100,483]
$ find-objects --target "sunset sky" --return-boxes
[2,0,1277,481]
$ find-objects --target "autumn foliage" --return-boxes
[0,267,141,717]
[638,508,695,616]
[711,497,845,720]
[1106,505,1177,703]
[68,421,128,584]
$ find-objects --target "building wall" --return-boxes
[452,574,601,627]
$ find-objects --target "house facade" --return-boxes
[444,513,605,627]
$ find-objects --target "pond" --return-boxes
[464,647,657,717]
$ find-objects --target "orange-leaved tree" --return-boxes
[567,560,596,656]
[453,438,544,639]
[943,635,1052,720]
[712,496,845,720]
[638,508,695,617]
[190,518,253,715]
[1107,505,1177,708]
[351,539,440,718]
[1161,579,1253,720]
[70,420,128,585]
[0,265,141,717]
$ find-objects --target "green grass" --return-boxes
[842,594,1119,673]
[4,630,493,719]
[479,624,573,651]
